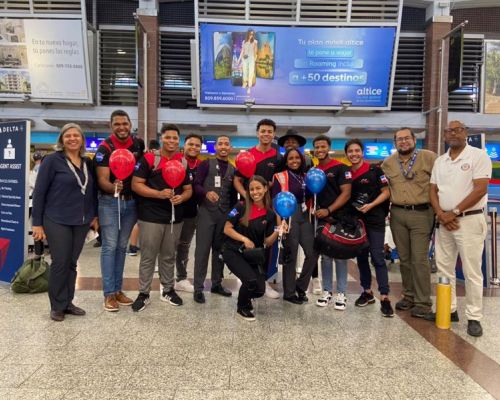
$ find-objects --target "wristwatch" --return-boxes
[452,208,461,216]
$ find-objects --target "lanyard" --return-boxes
[65,157,89,195]
[288,170,306,203]
[398,150,418,180]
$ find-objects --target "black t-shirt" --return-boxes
[236,146,281,186]
[317,159,352,215]
[224,202,277,250]
[94,135,144,196]
[351,162,389,231]
[183,158,201,218]
[133,152,190,224]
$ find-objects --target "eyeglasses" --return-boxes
[444,127,466,134]
[395,136,413,143]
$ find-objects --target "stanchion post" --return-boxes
[489,207,499,286]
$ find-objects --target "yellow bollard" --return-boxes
[435,276,452,329]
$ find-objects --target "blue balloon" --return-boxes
[305,168,327,194]
[273,191,298,219]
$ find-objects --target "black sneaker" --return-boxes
[355,291,376,307]
[132,293,150,312]
[395,297,414,311]
[296,288,308,303]
[210,285,232,297]
[194,291,205,304]
[380,298,394,317]
[127,245,139,256]
[237,308,256,321]
[467,320,483,337]
[161,289,183,306]
[284,295,303,305]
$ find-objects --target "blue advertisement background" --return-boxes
[199,23,397,107]
[0,121,28,282]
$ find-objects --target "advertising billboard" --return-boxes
[485,40,500,114]
[0,18,92,103]
[198,23,397,109]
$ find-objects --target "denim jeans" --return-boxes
[356,227,390,295]
[98,195,137,296]
[321,255,348,294]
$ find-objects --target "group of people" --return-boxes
[31,110,492,336]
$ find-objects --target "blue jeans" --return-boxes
[99,195,137,296]
[321,256,348,294]
[356,228,390,295]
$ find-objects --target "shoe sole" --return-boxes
[334,305,346,311]
[132,298,150,312]
[312,288,322,295]
[315,301,330,307]
[104,305,119,312]
[160,296,183,306]
[237,313,256,322]
[381,311,395,318]
[126,253,137,256]
[355,299,376,307]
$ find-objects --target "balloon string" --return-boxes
[171,202,175,233]
[314,194,317,237]
[117,196,121,231]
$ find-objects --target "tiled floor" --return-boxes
[1,242,500,399]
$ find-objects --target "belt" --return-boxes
[456,209,483,217]
[391,203,430,211]
[103,193,134,201]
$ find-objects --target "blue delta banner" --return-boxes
[0,120,30,282]
[199,23,397,108]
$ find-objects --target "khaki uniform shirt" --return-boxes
[381,149,437,205]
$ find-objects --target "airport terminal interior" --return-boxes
[1,0,500,399]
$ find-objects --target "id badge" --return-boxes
[301,202,307,213]
[214,176,222,188]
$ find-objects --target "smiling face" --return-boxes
[161,129,180,153]
[215,136,231,158]
[394,128,416,156]
[62,128,84,153]
[444,120,467,150]
[111,115,131,141]
[249,179,267,203]
[286,149,302,171]
[184,137,202,159]
[257,124,275,147]
[346,143,364,166]
[313,139,330,161]
[283,137,300,150]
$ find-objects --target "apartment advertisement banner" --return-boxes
[0,120,30,283]
[485,40,500,114]
[199,23,397,108]
[0,18,90,102]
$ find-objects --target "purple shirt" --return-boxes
[193,158,230,200]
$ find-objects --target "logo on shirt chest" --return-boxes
[461,163,471,171]
[360,178,369,184]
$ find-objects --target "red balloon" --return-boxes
[235,151,256,179]
[162,159,186,188]
[109,149,136,180]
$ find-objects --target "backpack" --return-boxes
[314,215,369,260]
[11,242,49,293]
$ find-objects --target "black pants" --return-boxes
[44,217,89,311]
[223,248,265,309]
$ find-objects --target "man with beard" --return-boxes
[424,121,491,337]
[192,135,235,303]
[381,128,437,318]
[95,110,144,312]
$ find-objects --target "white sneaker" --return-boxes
[312,278,322,295]
[316,291,332,307]
[175,279,195,293]
[334,292,347,311]
[264,282,280,299]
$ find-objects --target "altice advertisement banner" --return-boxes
[199,23,397,108]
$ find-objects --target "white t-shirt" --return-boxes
[430,144,492,211]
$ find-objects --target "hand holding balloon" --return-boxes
[157,188,174,200]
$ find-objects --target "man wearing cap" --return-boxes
[424,120,492,337]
